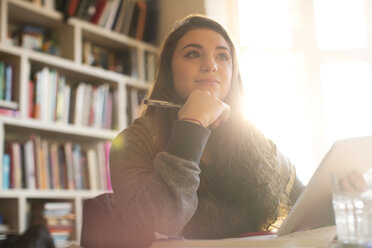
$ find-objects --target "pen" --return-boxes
[144,99,183,108]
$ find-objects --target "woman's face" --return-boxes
[171,28,233,101]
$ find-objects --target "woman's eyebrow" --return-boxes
[182,43,202,50]
[182,44,230,51]
[216,45,229,51]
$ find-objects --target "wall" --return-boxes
[156,0,206,45]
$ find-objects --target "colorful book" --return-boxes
[2,154,10,189]
[4,64,13,102]
[104,0,120,30]
[90,0,107,24]
[0,62,5,100]
[87,149,98,190]
[64,142,75,190]
[24,139,36,189]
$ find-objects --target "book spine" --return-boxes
[2,154,10,189]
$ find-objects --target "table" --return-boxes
[150,226,337,248]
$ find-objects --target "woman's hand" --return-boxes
[178,90,230,128]
[335,171,368,193]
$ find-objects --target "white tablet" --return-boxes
[277,135,372,236]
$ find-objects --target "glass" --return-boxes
[331,170,372,247]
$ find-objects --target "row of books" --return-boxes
[30,67,117,130]
[11,25,60,55]
[59,0,158,43]
[82,41,135,76]
[2,134,112,191]
[43,202,75,246]
[0,61,14,103]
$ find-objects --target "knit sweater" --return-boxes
[109,116,304,248]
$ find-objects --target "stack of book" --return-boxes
[43,202,75,246]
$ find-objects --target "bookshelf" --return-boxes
[0,0,158,246]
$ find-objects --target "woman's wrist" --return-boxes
[179,117,204,127]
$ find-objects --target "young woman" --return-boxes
[109,14,304,248]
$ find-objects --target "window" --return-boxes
[237,0,372,184]
[320,62,372,146]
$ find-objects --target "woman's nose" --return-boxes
[200,57,218,72]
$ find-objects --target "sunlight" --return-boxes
[237,0,292,49]
[320,62,372,146]
[237,0,371,184]
[313,0,368,50]
[240,50,314,183]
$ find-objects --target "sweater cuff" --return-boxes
[164,120,211,164]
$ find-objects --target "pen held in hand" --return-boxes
[144,99,183,108]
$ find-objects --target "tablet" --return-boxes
[277,135,372,236]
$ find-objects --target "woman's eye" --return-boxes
[217,53,229,61]
[185,51,200,58]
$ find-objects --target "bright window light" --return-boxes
[313,0,368,50]
[240,50,314,183]
[237,0,292,49]
[320,62,372,146]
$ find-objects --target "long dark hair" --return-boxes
[142,14,290,235]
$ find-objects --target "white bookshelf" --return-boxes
[0,0,158,245]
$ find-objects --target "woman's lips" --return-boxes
[195,78,220,84]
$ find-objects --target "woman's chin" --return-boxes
[195,85,220,96]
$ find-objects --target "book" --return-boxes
[40,139,49,189]
[90,0,107,24]
[113,0,128,32]
[0,108,20,117]
[110,0,124,30]
[0,62,5,100]
[63,84,71,124]
[98,0,112,27]
[87,149,99,190]
[64,142,75,190]
[66,0,80,17]
[135,0,147,40]
[48,69,57,122]
[55,74,66,123]
[2,153,10,189]
[44,202,73,211]
[73,82,86,126]
[121,0,136,34]
[11,142,22,189]
[28,80,34,118]
[4,64,13,102]
[96,142,107,190]
[128,0,140,38]
[81,150,90,189]
[72,144,83,190]
[104,0,121,30]
[24,139,36,189]
[75,0,90,18]
[50,143,61,189]
[58,145,68,189]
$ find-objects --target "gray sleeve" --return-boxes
[109,120,210,247]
